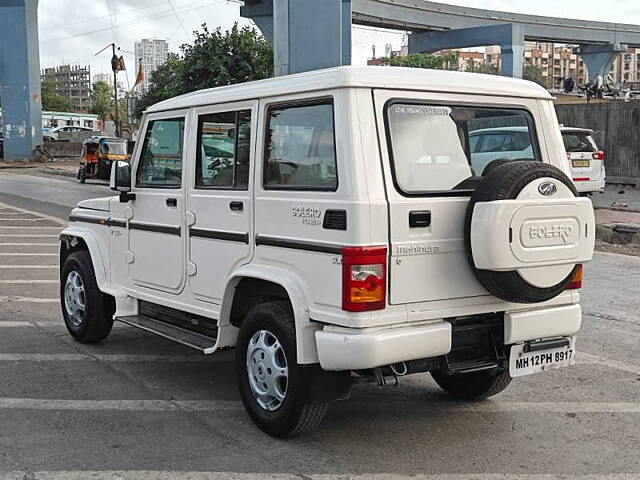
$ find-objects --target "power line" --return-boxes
[43,0,214,42]
[166,0,190,38]
[48,0,200,31]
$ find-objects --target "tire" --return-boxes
[60,250,114,343]
[464,161,579,303]
[481,158,513,176]
[236,301,328,437]
[431,369,512,400]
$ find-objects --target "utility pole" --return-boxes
[111,43,119,138]
[95,42,123,137]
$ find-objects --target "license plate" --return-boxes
[572,160,590,167]
[509,337,576,378]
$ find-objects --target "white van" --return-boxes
[59,67,595,437]
[561,127,606,194]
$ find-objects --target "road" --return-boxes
[0,170,639,479]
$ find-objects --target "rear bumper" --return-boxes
[504,304,582,344]
[315,321,451,371]
[574,177,605,193]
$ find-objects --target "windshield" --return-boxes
[562,132,597,153]
[101,141,127,155]
[386,103,540,194]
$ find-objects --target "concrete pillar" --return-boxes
[577,43,627,83]
[499,24,524,78]
[0,0,43,161]
[242,0,352,77]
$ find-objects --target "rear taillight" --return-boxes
[567,264,583,290]
[341,246,387,312]
[592,151,605,161]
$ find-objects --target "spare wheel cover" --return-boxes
[464,161,581,304]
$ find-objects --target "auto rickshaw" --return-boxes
[78,136,129,183]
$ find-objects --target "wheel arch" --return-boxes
[59,227,110,293]
[220,265,321,365]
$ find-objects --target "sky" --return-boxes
[37,0,640,90]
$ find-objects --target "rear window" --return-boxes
[386,103,540,194]
[562,132,597,153]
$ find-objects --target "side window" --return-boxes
[264,100,337,191]
[136,118,185,188]
[195,110,251,189]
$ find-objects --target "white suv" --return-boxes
[59,67,596,437]
[561,127,606,194]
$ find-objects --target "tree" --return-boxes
[135,23,273,117]
[41,78,71,111]
[381,53,456,70]
[470,62,499,75]
[89,81,113,121]
[523,65,546,87]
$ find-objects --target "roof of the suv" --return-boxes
[147,66,551,114]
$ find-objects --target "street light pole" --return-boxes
[111,43,119,137]
[95,42,121,137]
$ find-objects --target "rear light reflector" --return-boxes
[592,151,605,161]
[567,264,583,290]
[573,178,590,181]
[341,246,387,312]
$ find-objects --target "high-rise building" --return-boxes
[93,73,112,86]
[41,64,91,111]
[134,38,169,92]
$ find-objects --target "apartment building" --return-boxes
[92,73,112,86]
[41,64,91,111]
[134,38,169,92]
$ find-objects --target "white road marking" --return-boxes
[0,226,62,229]
[578,352,640,375]
[0,243,58,246]
[0,234,59,237]
[0,398,638,414]
[0,321,62,327]
[0,202,67,226]
[0,265,58,268]
[3,473,636,480]
[0,296,58,303]
[0,218,57,222]
[0,280,58,284]
[0,353,209,362]
[0,253,57,256]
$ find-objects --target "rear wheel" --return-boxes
[61,250,114,343]
[431,369,512,400]
[236,301,328,437]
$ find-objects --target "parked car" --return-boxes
[60,66,595,437]
[561,126,606,194]
[44,125,97,141]
[469,126,535,175]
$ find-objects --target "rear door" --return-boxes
[186,101,257,304]
[127,112,187,294]
[373,90,544,305]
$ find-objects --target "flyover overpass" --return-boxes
[241,0,640,80]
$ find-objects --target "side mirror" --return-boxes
[110,160,135,202]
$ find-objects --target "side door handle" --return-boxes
[166,198,177,207]
[229,201,243,212]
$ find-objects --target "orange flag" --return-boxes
[133,58,144,89]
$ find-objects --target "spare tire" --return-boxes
[464,161,579,304]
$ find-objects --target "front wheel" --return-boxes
[236,301,327,437]
[61,250,114,343]
[431,369,512,400]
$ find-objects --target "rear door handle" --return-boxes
[166,198,177,207]
[229,201,243,212]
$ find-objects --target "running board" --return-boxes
[117,315,217,353]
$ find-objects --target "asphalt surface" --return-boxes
[0,171,639,479]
